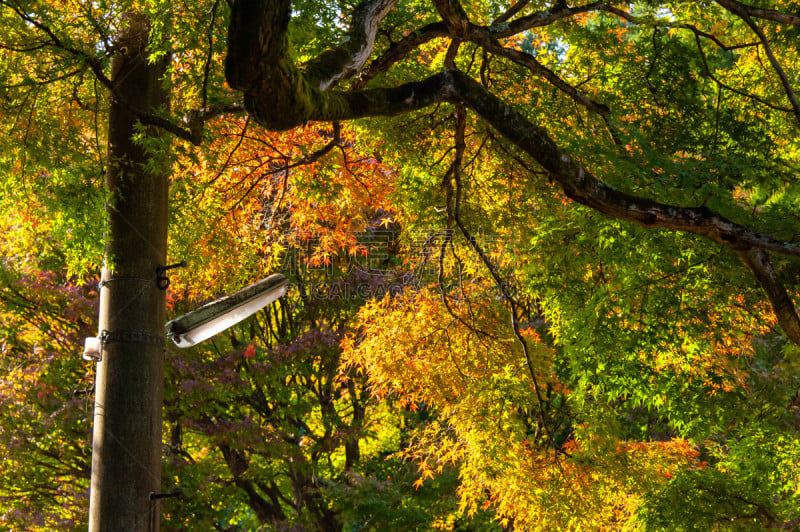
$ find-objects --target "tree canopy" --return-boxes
[2,0,800,529]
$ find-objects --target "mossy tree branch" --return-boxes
[226,0,800,344]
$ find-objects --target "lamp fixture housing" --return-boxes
[165,273,289,348]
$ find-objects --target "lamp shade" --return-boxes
[165,273,289,348]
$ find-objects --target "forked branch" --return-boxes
[303,0,401,90]
[226,0,800,345]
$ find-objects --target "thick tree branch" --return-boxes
[444,71,800,345]
[737,249,800,345]
[433,0,471,37]
[715,0,800,26]
[443,71,800,260]
[226,1,800,343]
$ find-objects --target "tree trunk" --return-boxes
[88,14,170,532]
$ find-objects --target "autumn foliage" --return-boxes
[3,0,800,530]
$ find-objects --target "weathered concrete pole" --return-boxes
[88,14,169,532]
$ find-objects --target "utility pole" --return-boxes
[88,14,170,531]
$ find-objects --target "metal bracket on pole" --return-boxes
[83,330,166,362]
[155,261,187,290]
[103,330,166,346]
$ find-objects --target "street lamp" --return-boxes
[83,271,288,531]
[83,273,289,359]
[165,273,289,347]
